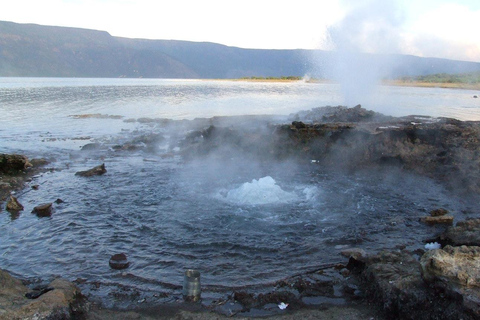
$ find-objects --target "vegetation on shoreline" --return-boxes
[240,76,303,81]
[224,72,480,90]
[387,71,480,90]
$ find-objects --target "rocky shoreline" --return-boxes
[1,105,480,319]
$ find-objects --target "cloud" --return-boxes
[403,3,480,61]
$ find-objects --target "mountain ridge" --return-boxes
[1,20,480,79]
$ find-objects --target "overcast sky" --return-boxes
[1,0,479,62]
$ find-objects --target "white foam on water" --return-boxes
[224,176,297,205]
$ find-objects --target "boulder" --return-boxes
[31,203,53,217]
[420,245,480,318]
[75,163,107,177]
[359,251,432,319]
[6,195,24,211]
[0,269,84,320]
[440,219,480,246]
[0,154,32,174]
[420,245,480,288]
[350,250,477,319]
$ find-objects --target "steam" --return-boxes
[321,0,406,106]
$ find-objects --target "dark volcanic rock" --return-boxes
[75,163,107,177]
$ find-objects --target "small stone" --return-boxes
[6,195,24,211]
[109,253,129,270]
[32,203,53,217]
[420,216,454,225]
[430,208,448,217]
[54,198,64,204]
[31,185,39,190]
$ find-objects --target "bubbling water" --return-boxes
[222,176,316,205]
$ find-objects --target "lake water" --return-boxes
[0,78,479,307]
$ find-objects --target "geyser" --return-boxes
[320,0,406,106]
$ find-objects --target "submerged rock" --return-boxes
[75,163,107,177]
[6,195,24,212]
[109,253,129,270]
[420,215,454,225]
[430,208,449,216]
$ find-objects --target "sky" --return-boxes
[1,0,480,62]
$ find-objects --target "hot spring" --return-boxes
[0,78,478,307]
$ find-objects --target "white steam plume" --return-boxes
[323,0,405,106]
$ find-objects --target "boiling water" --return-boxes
[0,78,479,306]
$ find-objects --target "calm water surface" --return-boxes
[0,78,479,306]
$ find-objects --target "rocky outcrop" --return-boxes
[439,219,480,246]
[421,245,480,288]
[0,154,32,174]
[420,246,480,318]
[0,154,48,205]
[75,163,107,177]
[0,269,85,320]
[177,106,480,195]
[346,245,480,319]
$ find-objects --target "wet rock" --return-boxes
[109,253,129,270]
[25,286,54,299]
[421,245,480,288]
[80,142,101,151]
[440,219,480,246]
[29,158,49,167]
[32,202,53,217]
[75,163,107,177]
[6,195,24,211]
[0,269,85,320]
[421,245,480,317]
[420,215,454,225]
[341,248,367,261]
[0,154,32,174]
[430,208,449,216]
[349,249,480,319]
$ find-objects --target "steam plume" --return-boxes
[322,0,405,106]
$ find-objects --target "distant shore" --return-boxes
[383,79,480,90]
[220,78,480,90]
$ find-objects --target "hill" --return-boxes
[1,20,480,79]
